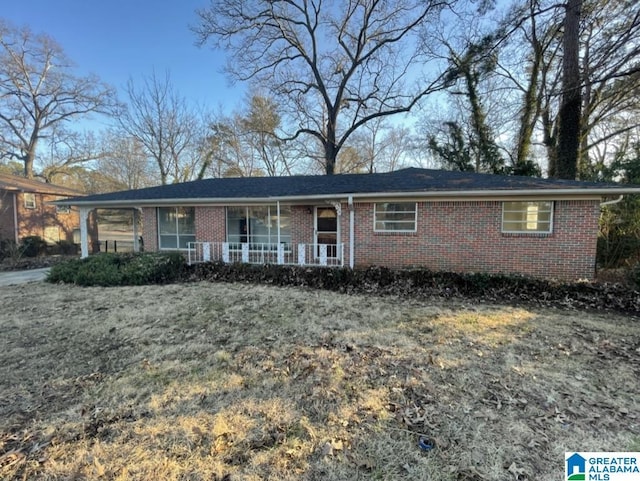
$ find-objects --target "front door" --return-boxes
[315,207,338,258]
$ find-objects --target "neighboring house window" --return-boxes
[226,206,292,248]
[374,202,417,232]
[502,201,553,233]
[44,226,60,244]
[24,193,36,209]
[56,204,71,214]
[158,207,196,249]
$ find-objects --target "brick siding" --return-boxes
[142,199,600,281]
[141,207,158,252]
[352,200,599,281]
[0,190,83,244]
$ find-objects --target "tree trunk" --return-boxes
[324,141,338,175]
[24,150,36,179]
[555,0,582,179]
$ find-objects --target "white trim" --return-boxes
[23,192,36,209]
[348,195,354,269]
[157,207,196,251]
[79,207,90,258]
[373,202,418,233]
[52,187,640,209]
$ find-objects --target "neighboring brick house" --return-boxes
[56,168,640,281]
[0,173,90,246]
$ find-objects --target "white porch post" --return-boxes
[79,207,90,258]
[348,195,354,268]
[276,201,283,264]
[132,208,140,252]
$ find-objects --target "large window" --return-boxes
[158,207,196,249]
[502,201,553,233]
[226,206,291,248]
[374,202,417,232]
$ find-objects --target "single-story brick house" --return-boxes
[57,168,640,281]
[0,173,89,246]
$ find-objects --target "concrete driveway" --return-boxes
[0,268,50,287]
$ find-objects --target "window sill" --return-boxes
[501,232,552,238]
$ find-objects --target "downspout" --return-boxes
[348,195,354,269]
[600,195,623,207]
[132,208,140,252]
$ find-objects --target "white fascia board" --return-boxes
[50,187,640,208]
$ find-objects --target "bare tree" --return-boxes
[194,0,454,175]
[0,21,118,179]
[241,95,296,176]
[119,70,206,184]
[96,132,158,190]
[347,118,413,173]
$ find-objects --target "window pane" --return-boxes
[227,206,291,247]
[249,206,270,244]
[159,207,195,249]
[374,203,416,231]
[178,234,196,249]
[278,207,291,245]
[502,202,553,233]
[158,208,177,234]
[177,207,195,234]
[159,234,178,249]
[227,207,247,243]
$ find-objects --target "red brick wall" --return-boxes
[352,200,600,281]
[0,191,16,241]
[9,192,81,244]
[142,207,158,252]
[142,200,600,281]
[195,207,226,242]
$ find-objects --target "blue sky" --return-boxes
[3,0,244,127]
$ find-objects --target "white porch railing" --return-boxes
[187,242,344,267]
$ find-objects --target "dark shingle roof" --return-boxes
[62,168,640,206]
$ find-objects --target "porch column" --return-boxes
[276,201,283,264]
[79,207,90,258]
[132,208,140,252]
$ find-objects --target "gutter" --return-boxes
[49,187,640,208]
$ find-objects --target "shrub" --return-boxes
[53,240,78,255]
[21,236,47,257]
[0,239,21,261]
[47,252,186,286]
[186,262,640,314]
[628,264,640,289]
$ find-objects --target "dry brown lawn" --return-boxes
[0,281,638,480]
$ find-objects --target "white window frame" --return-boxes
[24,193,36,209]
[225,205,292,251]
[373,202,418,233]
[501,201,554,234]
[157,207,196,250]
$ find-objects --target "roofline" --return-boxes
[51,187,639,207]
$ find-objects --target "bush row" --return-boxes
[46,253,639,314]
[1,236,77,260]
[47,252,186,286]
[188,262,640,314]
